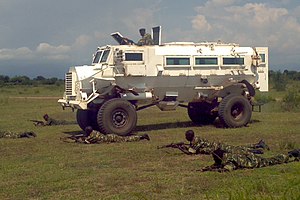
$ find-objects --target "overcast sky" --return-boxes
[0,0,300,78]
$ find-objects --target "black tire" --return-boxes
[188,102,217,125]
[218,94,252,128]
[97,98,137,136]
[240,80,255,96]
[76,109,99,131]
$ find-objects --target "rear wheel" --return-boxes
[188,102,217,125]
[218,94,252,128]
[97,98,137,136]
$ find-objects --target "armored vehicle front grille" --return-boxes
[65,72,73,95]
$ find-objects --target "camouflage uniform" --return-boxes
[137,33,154,46]
[83,130,146,144]
[188,136,264,155]
[203,151,299,172]
[0,131,36,138]
[0,131,19,139]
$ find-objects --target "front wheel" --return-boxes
[76,109,99,131]
[218,94,252,128]
[97,98,137,136]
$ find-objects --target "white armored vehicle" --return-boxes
[58,27,268,135]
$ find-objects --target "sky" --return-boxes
[0,0,300,78]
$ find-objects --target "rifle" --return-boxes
[60,134,86,143]
[157,142,188,149]
[29,119,45,126]
[196,164,227,172]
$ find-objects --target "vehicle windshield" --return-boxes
[92,51,103,64]
[100,50,110,63]
[92,49,110,64]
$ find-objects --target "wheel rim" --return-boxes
[219,94,252,128]
[112,109,128,128]
[97,98,137,135]
[231,102,244,120]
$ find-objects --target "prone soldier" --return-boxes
[200,148,300,172]
[62,126,150,144]
[30,114,76,126]
[158,130,269,155]
[29,119,45,126]
[0,130,37,139]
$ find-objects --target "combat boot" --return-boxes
[141,134,150,141]
[27,132,37,137]
[288,149,300,158]
[256,139,270,150]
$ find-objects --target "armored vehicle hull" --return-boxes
[58,28,268,135]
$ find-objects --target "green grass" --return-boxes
[0,86,300,199]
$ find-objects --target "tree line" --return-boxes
[0,75,64,86]
[269,70,300,91]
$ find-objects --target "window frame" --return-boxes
[92,51,103,64]
[165,56,191,67]
[100,50,110,63]
[124,52,144,62]
[259,53,266,63]
[194,57,218,67]
[222,57,245,66]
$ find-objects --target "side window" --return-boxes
[223,57,244,65]
[166,57,190,66]
[259,54,266,63]
[125,53,143,61]
[195,57,218,66]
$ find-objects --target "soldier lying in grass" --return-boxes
[0,130,36,139]
[158,129,269,155]
[30,114,76,126]
[62,126,150,144]
[200,148,300,172]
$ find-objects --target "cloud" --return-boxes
[0,47,33,60]
[36,43,71,60]
[206,0,235,7]
[187,0,300,69]
[0,34,93,62]
[73,35,91,48]
[121,7,157,34]
[36,43,71,55]
[191,1,300,49]
[192,15,212,32]
[226,3,288,28]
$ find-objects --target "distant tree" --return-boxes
[283,70,300,81]
[271,70,288,91]
[34,76,46,81]
[43,77,58,85]
[0,75,10,85]
[281,88,300,111]
[10,76,31,85]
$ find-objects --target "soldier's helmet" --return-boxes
[185,130,195,142]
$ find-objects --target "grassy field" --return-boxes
[0,85,300,199]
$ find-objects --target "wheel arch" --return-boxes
[213,80,255,99]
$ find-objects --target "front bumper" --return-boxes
[58,98,88,110]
